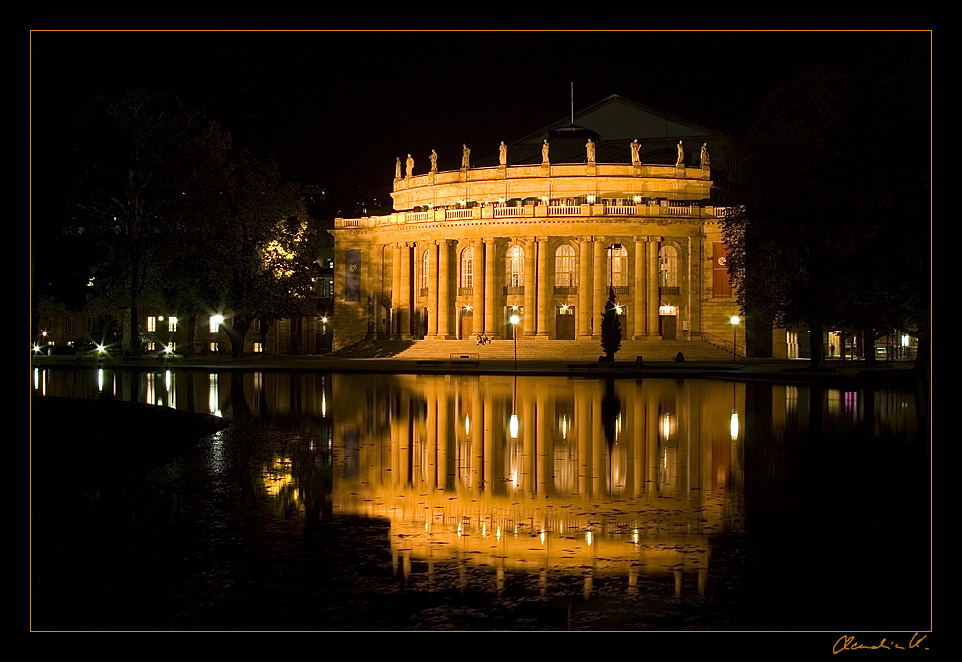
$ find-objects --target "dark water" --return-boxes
[31,367,930,632]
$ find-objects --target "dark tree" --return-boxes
[600,290,622,362]
[65,90,228,357]
[208,151,318,358]
[732,54,929,369]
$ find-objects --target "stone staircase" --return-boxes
[334,336,736,362]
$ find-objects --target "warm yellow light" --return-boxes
[509,414,519,439]
[509,314,520,325]
[730,315,740,325]
[730,410,739,440]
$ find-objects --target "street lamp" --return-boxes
[730,315,740,362]
[509,311,521,370]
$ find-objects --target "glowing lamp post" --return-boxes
[730,315,740,362]
[509,312,521,370]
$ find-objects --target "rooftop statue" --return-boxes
[430,149,438,172]
[676,141,685,167]
[630,139,640,165]
[542,139,550,164]
[462,144,471,169]
[406,154,414,178]
[700,142,710,167]
[499,142,507,166]
[586,138,596,163]
[395,157,401,180]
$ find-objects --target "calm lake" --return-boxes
[30,366,930,632]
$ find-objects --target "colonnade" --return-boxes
[383,234,685,341]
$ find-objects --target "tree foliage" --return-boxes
[60,89,319,359]
[65,90,230,356]
[729,55,929,367]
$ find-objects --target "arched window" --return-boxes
[607,245,628,288]
[555,244,576,287]
[506,245,524,287]
[460,248,473,288]
[659,245,678,288]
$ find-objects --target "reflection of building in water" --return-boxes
[329,373,745,596]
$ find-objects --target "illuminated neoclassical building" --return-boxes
[331,96,740,351]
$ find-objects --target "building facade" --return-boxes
[331,128,740,351]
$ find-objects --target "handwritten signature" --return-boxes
[833,633,928,653]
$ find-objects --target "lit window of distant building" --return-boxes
[146,316,156,332]
[168,317,178,332]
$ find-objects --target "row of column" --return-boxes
[388,235,669,340]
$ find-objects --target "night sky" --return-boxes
[31,30,930,211]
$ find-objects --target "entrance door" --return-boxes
[460,309,473,339]
[556,306,575,339]
[660,314,677,340]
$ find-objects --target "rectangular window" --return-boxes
[252,319,261,333]
[168,317,178,332]
[146,341,155,351]
[253,342,263,353]
[86,317,94,332]
[146,316,156,332]
[210,342,219,352]
[66,317,75,333]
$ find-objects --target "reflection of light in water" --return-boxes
[730,410,739,440]
[661,413,674,440]
[208,374,221,417]
[509,414,518,439]
[586,531,592,547]
[146,372,157,405]
[464,414,470,436]
[263,456,294,497]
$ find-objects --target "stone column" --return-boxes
[523,237,536,336]
[427,241,439,338]
[437,240,452,339]
[392,243,402,337]
[592,237,606,340]
[647,238,660,336]
[537,237,549,337]
[484,238,498,338]
[472,241,484,338]
[399,242,412,339]
[578,236,592,339]
[633,238,646,339]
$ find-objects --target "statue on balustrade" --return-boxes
[430,149,438,172]
[405,154,414,178]
[631,139,640,164]
[461,144,471,169]
[586,138,596,163]
[676,140,685,167]
[542,139,550,164]
[499,141,507,166]
[700,142,710,167]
